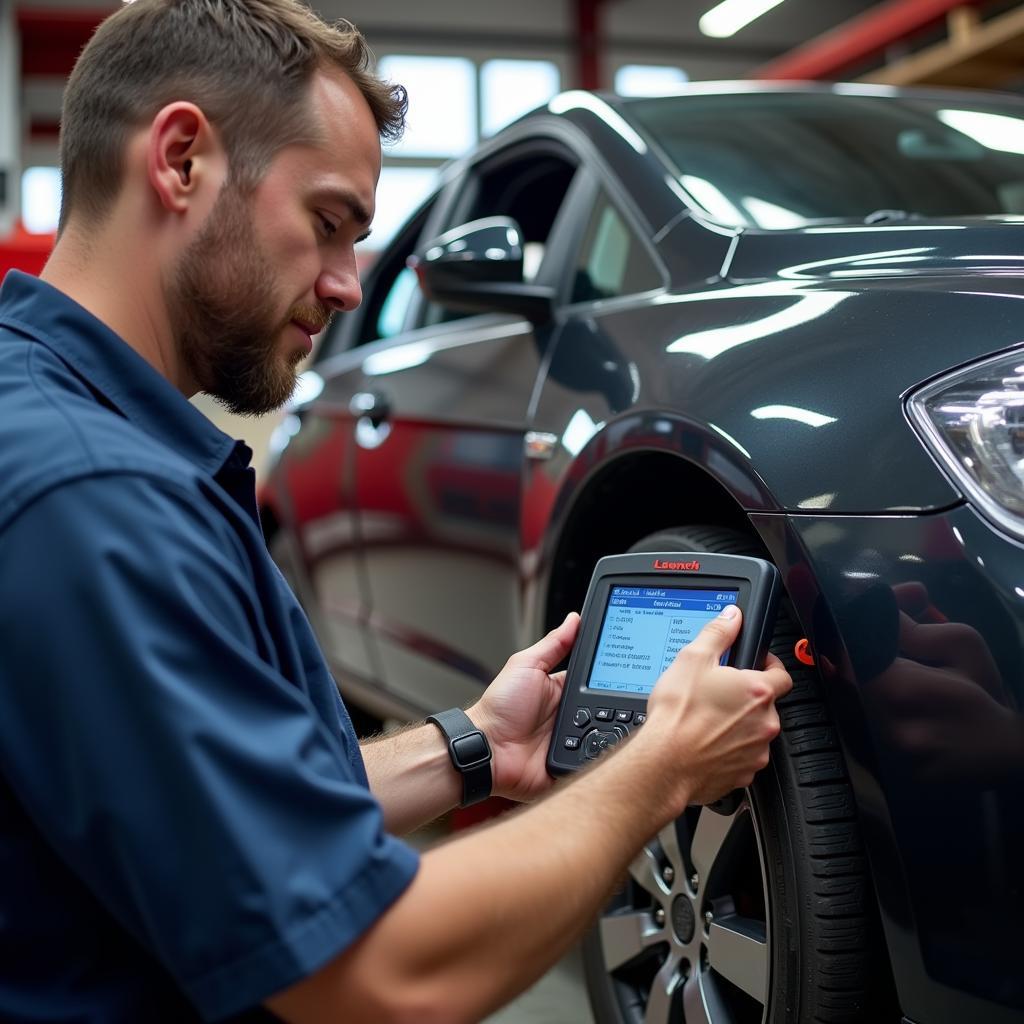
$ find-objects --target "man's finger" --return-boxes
[761,660,793,699]
[678,604,742,664]
[514,612,580,673]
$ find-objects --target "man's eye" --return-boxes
[317,214,338,238]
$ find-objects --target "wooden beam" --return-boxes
[862,3,1024,87]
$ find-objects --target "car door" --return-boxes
[279,194,447,705]
[351,140,587,712]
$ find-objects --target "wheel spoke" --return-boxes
[707,915,769,1005]
[628,842,669,899]
[681,972,712,1024]
[658,819,686,878]
[644,957,682,1024]
[600,909,664,972]
[683,969,729,1024]
[690,803,743,883]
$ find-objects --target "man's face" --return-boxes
[169,71,381,416]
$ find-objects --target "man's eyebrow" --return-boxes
[316,187,372,229]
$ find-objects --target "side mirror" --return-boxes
[409,216,555,323]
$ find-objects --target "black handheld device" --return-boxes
[546,551,781,776]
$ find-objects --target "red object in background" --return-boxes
[450,796,515,830]
[754,0,989,80]
[17,8,108,77]
[0,221,55,278]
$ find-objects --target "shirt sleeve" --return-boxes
[0,471,419,1020]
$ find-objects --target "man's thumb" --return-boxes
[519,611,580,672]
[684,604,742,662]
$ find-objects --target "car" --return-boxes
[259,82,1024,1024]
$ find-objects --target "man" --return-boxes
[0,1,791,1020]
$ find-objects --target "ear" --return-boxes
[146,102,222,214]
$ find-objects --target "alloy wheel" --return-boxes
[597,795,770,1024]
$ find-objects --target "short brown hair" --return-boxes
[59,0,406,230]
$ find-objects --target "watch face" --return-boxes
[452,732,490,767]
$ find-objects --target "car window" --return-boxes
[625,91,1024,227]
[420,150,578,327]
[375,266,420,339]
[571,191,661,303]
[315,197,435,363]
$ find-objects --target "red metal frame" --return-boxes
[17,8,109,77]
[575,0,602,90]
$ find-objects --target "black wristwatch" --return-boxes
[426,708,492,807]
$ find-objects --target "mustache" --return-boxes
[287,303,334,334]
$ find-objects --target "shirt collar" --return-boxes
[0,270,248,478]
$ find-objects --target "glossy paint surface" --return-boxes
[752,506,1024,1024]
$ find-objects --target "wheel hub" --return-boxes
[670,894,695,944]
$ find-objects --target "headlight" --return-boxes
[907,348,1024,539]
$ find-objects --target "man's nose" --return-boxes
[317,256,363,313]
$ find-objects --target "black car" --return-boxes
[260,83,1024,1024]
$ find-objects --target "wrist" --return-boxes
[427,708,493,807]
[465,703,508,798]
[623,718,695,819]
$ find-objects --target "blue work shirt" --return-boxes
[0,270,419,1022]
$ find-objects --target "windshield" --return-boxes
[624,89,1024,228]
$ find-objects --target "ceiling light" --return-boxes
[699,0,786,38]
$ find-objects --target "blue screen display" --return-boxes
[587,585,737,695]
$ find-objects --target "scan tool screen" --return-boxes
[586,585,738,695]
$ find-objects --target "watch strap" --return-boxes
[426,707,492,807]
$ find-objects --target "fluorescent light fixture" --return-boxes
[699,0,786,38]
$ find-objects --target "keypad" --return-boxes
[572,707,591,728]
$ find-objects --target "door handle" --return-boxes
[350,390,392,428]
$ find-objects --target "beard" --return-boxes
[170,185,332,417]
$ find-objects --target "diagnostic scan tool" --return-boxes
[547,552,780,776]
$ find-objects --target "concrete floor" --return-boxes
[407,816,595,1024]
[483,943,594,1024]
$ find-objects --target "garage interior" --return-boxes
[2,2,1023,1022]
[5,0,1024,470]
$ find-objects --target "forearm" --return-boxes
[361,720,465,834]
[270,731,684,1024]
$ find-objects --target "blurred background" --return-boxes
[4,0,1024,477]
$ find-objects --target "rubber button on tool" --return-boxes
[573,707,591,728]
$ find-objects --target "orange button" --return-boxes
[794,638,814,666]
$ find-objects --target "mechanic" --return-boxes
[0,1,792,1021]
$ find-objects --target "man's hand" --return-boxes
[642,606,792,812]
[468,612,580,802]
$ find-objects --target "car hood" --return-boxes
[588,215,1024,512]
[727,218,1024,284]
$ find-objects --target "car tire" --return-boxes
[582,525,875,1024]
